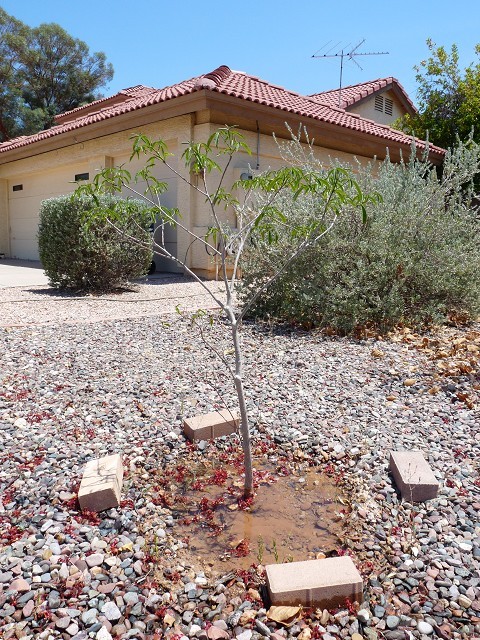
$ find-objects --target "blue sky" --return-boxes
[3,0,480,106]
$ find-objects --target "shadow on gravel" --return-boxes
[23,274,200,298]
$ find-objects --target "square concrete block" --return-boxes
[266,556,363,609]
[389,450,439,502]
[183,409,240,441]
[78,454,123,512]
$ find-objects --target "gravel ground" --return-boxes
[0,279,479,640]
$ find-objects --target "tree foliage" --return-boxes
[395,39,480,149]
[0,8,113,141]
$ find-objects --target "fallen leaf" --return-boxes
[266,605,302,626]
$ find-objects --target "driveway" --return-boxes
[0,259,49,288]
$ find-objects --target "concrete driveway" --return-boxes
[0,259,49,288]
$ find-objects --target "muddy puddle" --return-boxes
[169,465,346,571]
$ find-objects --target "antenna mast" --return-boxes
[312,39,389,107]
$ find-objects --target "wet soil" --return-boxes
[171,465,346,571]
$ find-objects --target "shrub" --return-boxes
[240,137,480,333]
[38,194,153,291]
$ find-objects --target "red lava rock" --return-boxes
[435,623,454,639]
[22,600,34,618]
[10,577,30,592]
[97,582,117,594]
[207,626,230,640]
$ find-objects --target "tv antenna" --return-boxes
[312,39,389,107]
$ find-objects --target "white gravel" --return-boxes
[0,276,225,327]
[0,278,479,639]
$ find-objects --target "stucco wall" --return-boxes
[185,123,374,277]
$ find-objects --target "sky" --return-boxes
[3,0,480,107]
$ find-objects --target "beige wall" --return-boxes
[349,90,405,126]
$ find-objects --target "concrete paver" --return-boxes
[78,454,124,512]
[266,556,363,608]
[389,450,439,501]
[183,409,240,441]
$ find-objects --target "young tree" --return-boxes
[395,39,480,149]
[0,8,113,140]
[77,127,372,498]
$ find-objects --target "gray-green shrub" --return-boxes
[38,194,153,291]
[240,137,480,333]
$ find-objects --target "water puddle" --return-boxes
[169,465,346,571]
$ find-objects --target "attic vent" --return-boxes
[375,95,394,116]
[12,184,23,192]
[75,172,89,182]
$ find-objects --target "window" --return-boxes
[75,172,89,182]
[374,95,394,116]
[12,184,23,191]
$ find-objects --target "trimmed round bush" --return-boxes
[38,194,153,291]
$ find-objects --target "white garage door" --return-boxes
[8,170,80,260]
[9,190,42,260]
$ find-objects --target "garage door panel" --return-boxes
[9,196,42,260]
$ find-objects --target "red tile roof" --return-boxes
[0,66,441,157]
[310,77,417,113]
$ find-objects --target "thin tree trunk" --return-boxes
[231,320,254,498]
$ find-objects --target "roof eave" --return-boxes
[0,92,208,165]
[0,88,440,167]
[202,92,443,165]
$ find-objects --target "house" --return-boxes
[0,65,444,277]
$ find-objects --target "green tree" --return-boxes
[0,8,27,140]
[77,126,372,498]
[395,39,480,149]
[0,8,113,141]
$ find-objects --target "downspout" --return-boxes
[256,120,260,170]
